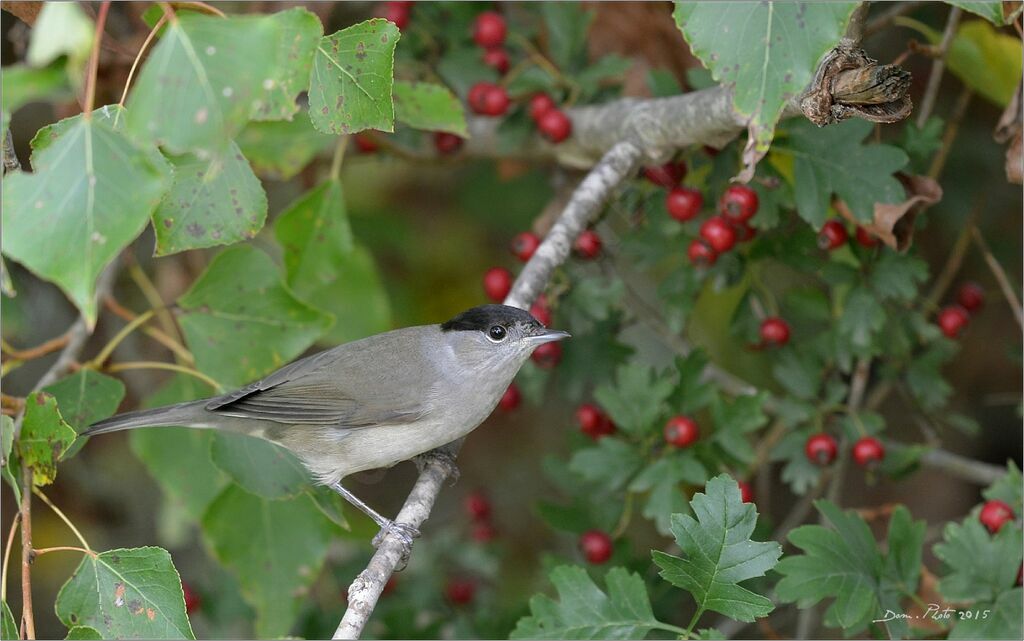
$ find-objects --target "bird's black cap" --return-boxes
[441,304,540,332]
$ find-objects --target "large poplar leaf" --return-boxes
[19,391,76,486]
[393,81,467,136]
[43,369,125,458]
[55,547,194,640]
[176,246,333,388]
[783,119,908,226]
[65,626,102,640]
[251,8,323,121]
[201,485,336,638]
[236,111,333,180]
[2,601,17,641]
[674,2,858,171]
[945,1,1007,25]
[2,116,172,326]
[26,1,93,71]
[309,19,400,134]
[653,475,781,622]
[209,433,309,500]
[511,566,663,639]
[152,142,267,256]
[274,180,391,343]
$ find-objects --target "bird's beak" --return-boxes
[526,327,571,345]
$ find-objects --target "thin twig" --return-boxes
[126,261,187,359]
[970,226,1024,329]
[117,14,167,110]
[927,86,973,180]
[865,2,926,39]
[1,332,71,361]
[88,309,155,368]
[33,487,91,550]
[20,464,34,639]
[916,6,962,127]
[105,361,222,392]
[1,513,20,603]
[922,198,983,311]
[31,546,96,559]
[103,296,194,365]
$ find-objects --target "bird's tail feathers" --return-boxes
[83,399,212,436]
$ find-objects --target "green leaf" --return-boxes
[948,20,1022,107]
[275,181,391,344]
[906,340,956,411]
[209,433,309,500]
[152,142,267,256]
[540,4,593,72]
[948,588,1023,639]
[838,285,885,354]
[19,391,76,486]
[771,431,823,496]
[1,415,19,506]
[2,115,172,326]
[672,352,716,415]
[65,626,103,640]
[629,453,706,534]
[982,462,1022,511]
[674,2,859,159]
[176,245,333,388]
[883,506,926,596]
[946,0,1006,24]
[511,566,664,639]
[898,116,943,174]
[393,81,467,136]
[934,516,1022,603]
[870,252,929,302]
[236,111,333,180]
[785,119,908,225]
[202,485,335,638]
[2,601,17,641]
[43,369,124,458]
[55,547,194,639]
[710,394,768,465]
[1,63,71,122]
[772,350,822,400]
[309,19,400,134]
[251,8,322,121]
[126,13,281,154]
[593,363,674,434]
[569,438,643,492]
[26,2,93,71]
[653,474,781,622]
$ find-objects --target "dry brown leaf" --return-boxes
[1,1,42,25]
[994,79,1022,185]
[835,174,942,251]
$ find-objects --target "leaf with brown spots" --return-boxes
[43,369,124,459]
[18,391,76,486]
[251,8,323,121]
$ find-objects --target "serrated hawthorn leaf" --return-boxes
[934,516,1022,603]
[568,438,642,492]
[870,252,929,302]
[393,80,467,136]
[19,392,76,486]
[653,474,781,622]
[55,547,194,640]
[2,116,172,326]
[948,588,1023,639]
[43,369,124,458]
[629,453,707,534]
[152,142,267,256]
[309,19,399,134]
[176,245,333,388]
[593,363,674,434]
[209,432,309,500]
[511,566,663,639]
[982,462,1023,511]
[672,351,716,415]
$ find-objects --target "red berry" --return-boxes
[855,226,879,248]
[663,416,699,448]
[531,341,562,368]
[473,11,506,48]
[376,1,410,30]
[805,433,838,466]
[433,132,462,155]
[483,267,513,302]
[182,582,201,614]
[482,47,510,75]
[528,93,556,121]
[688,239,717,267]
[852,436,885,467]
[818,220,848,250]
[477,85,510,117]
[760,317,790,347]
[937,305,970,339]
[574,230,602,259]
[537,109,572,143]
[737,480,754,504]
[354,133,379,154]
[576,403,614,440]
[642,161,686,188]
[530,295,552,326]
[957,282,985,313]
[510,231,541,262]
[579,530,613,564]
[979,499,1015,533]
[445,578,476,605]
[699,216,737,253]
[666,187,703,222]
[467,82,492,112]
[732,220,757,242]
[471,521,497,542]
[465,491,491,520]
[498,383,520,412]
[719,185,759,222]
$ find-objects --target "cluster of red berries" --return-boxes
[804,433,885,468]
[464,490,497,543]
[575,403,616,440]
[528,93,572,143]
[979,499,1016,533]
[473,11,509,74]
[375,0,414,30]
[937,282,984,339]
[818,220,880,251]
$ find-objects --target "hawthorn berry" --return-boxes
[465,491,491,521]
[855,226,879,248]
[467,82,492,112]
[805,433,838,466]
[353,133,379,154]
[376,1,410,29]
[576,403,615,440]
[852,436,885,467]
[719,185,759,222]
[642,161,686,188]
[510,231,541,262]
[531,341,562,368]
[699,216,737,253]
[957,282,984,313]
[182,582,201,614]
[732,220,757,242]
[760,317,791,347]
[979,499,1015,533]
[937,305,970,339]
[688,239,717,267]
[574,230,602,259]
[473,11,506,48]
[498,383,521,412]
[477,85,510,116]
[737,480,754,503]
[663,416,699,448]
[433,132,462,155]
[528,93,556,121]
[530,295,552,326]
[445,578,476,605]
[483,267,512,302]
[818,220,848,250]
[579,530,613,564]
[482,47,510,75]
[666,187,703,222]
[537,109,572,143]
[471,521,497,543]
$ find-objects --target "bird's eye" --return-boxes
[488,325,507,341]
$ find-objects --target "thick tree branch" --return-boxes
[333,141,644,640]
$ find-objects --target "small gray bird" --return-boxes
[85,304,568,549]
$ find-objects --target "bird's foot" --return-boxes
[372,520,420,568]
[415,447,460,484]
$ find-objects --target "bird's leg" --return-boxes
[329,482,420,561]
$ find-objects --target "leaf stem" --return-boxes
[684,606,705,638]
[117,14,168,112]
[330,136,349,182]
[1,332,71,361]
[653,620,692,637]
[32,546,96,559]
[19,464,34,640]
[32,487,91,550]
[105,361,222,392]
[88,309,156,368]
[102,296,194,365]
[82,0,112,119]
[126,261,189,361]
[1,513,20,603]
